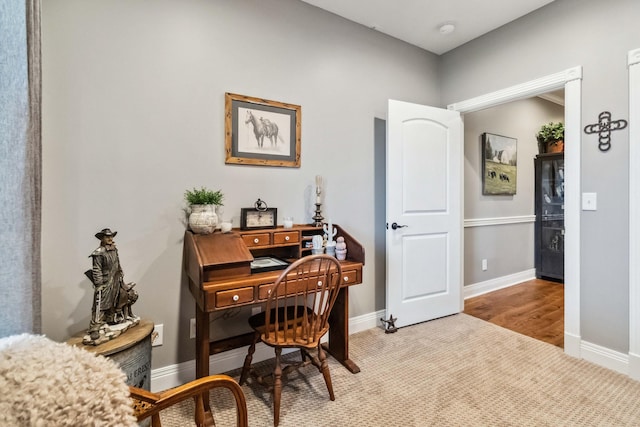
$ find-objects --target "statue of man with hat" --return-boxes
[85,228,138,343]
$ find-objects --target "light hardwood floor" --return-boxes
[464,279,564,348]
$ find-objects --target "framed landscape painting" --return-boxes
[482,132,517,195]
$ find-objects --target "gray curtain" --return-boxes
[0,0,42,336]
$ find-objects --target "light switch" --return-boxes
[582,192,597,211]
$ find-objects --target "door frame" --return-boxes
[628,48,640,379]
[448,66,583,358]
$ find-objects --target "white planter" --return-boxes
[188,204,218,234]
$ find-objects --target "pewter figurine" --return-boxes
[83,228,140,345]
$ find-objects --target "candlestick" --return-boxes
[313,175,324,227]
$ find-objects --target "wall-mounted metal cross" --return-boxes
[583,111,628,152]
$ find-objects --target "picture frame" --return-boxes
[225,92,301,167]
[250,256,290,274]
[482,132,517,195]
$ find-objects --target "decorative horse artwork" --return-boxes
[245,110,283,148]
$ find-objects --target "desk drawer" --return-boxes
[273,231,299,245]
[337,269,359,285]
[241,233,271,247]
[215,287,254,308]
[259,276,338,300]
[258,284,274,300]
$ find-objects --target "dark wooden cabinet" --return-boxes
[535,153,564,281]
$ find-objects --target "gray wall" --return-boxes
[41,0,639,369]
[441,0,637,352]
[464,98,564,285]
[41,0,440,368]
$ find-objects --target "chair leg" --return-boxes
[317,344,335,401]
[273,347,283,426]
[240,332,259,385]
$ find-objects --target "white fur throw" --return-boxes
[0,334,137,426]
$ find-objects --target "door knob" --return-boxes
[391,222,407,230]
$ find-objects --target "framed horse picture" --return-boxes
[225,93,301,167]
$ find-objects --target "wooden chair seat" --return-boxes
[249,306,326,349]
[239,254,343,426]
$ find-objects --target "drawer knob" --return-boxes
[254,238,259,244]
[317,280,323,287]
[344,276,349,282]
[232,294,239,302]
[285,236,290,241]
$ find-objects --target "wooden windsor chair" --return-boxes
[238,254,343,426]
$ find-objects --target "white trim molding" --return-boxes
[449,66,583,359]
[629,48,640,67]
[448,66,582,113]
[463,269,536,299]
[628,48,640,380]
[464,215,535,228]
[582,340,629,376]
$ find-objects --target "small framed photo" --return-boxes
[225,93,301,167]
[482,132,517,195]
[250,256,290,274]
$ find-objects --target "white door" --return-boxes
[386,99,463,328]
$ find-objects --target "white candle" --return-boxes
[315,175,322,204]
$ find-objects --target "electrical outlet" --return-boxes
[190,318,196,339]
[482,259,488,271]
[152,324,163,347]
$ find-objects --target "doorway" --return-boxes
[448,66,582,358]
[460,92,565,346]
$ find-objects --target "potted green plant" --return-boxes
[184,187,224,234]
[536,122,564,154]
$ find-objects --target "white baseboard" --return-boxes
[628,353,640,380]
[580,340,629,375]
[150,309,386,392]
[463,269,537,299]
[564,331,581,358]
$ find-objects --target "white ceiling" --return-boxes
[299,0,556,55]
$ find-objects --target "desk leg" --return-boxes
[326,287,360,374]
[195,304,210,379]
[194,304,212,416]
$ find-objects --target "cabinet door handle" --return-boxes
[254,238,259,244]
[232,295,239,302]
[285,236,290,241]
[317,280,323,287]
[344,276,349,282]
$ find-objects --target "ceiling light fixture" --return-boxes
[438,23,455,35]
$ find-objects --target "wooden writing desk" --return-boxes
[183,224,365,379]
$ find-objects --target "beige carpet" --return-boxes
[161,314,640,426]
